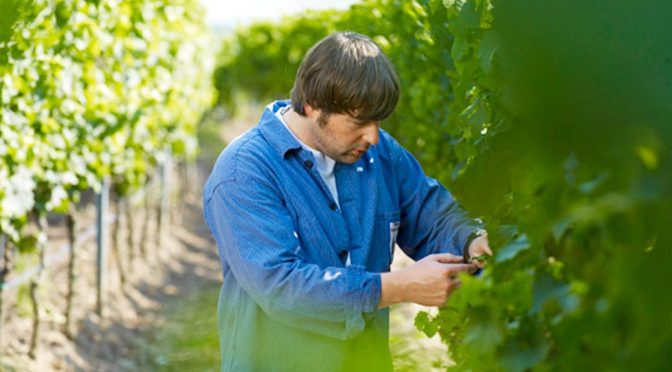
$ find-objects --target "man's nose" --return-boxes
[362,125,379,146]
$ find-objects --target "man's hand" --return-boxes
[379,253,477,308]
[466,234,493,269]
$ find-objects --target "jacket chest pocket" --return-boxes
[377,211,400,268]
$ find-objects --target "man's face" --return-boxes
[307,109,380,164]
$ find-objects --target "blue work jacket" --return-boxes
[203,100,478,371]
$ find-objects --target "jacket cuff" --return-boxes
[343,265,381,338]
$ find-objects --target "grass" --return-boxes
[142,284,448,371]
[389,305,451,371]
[145,284,221,371]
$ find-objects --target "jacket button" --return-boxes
[329,202,338,210]
[304,160,313,169]
[338,250,348,261]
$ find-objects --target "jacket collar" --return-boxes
[258,100,303,159]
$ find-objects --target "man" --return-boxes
[203,31,492,371]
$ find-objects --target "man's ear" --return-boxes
[304,103,320,120]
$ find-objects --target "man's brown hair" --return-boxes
[291,32,400,122]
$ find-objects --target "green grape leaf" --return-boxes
[495,234,529,263]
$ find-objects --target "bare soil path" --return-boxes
[0,166,222,371]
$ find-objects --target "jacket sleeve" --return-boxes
[203,168,381,340]
[384,134,481,260]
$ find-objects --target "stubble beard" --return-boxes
[312,126,359,164]
[313,111,363,164]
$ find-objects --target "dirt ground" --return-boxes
[0,166,222,371]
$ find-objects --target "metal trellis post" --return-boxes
[96,177,110,316]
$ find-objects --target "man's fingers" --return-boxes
[472,260,485,269]
[444,263,478,275]
[449,278,462,289]
[445,278,462,298]
[474,235,493,256]
[432,253,464,264]
[476,244,493,257]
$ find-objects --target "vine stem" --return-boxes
[155,192,162,260]
[124,198,135,274]
[64,207,77,339]
[140,182,151,261]
[111,197,126,287]
[28,212,48,359]
[0,233,13,357]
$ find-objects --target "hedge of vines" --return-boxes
[0,0,213,246]
[214,0,671,370]
[0,0,213,357]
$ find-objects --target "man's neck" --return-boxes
[282,107,317,149]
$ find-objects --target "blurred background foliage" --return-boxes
[0,0,214,243]
[0,0,216,365]
[214,0,671,370]
[0,0,31,45]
